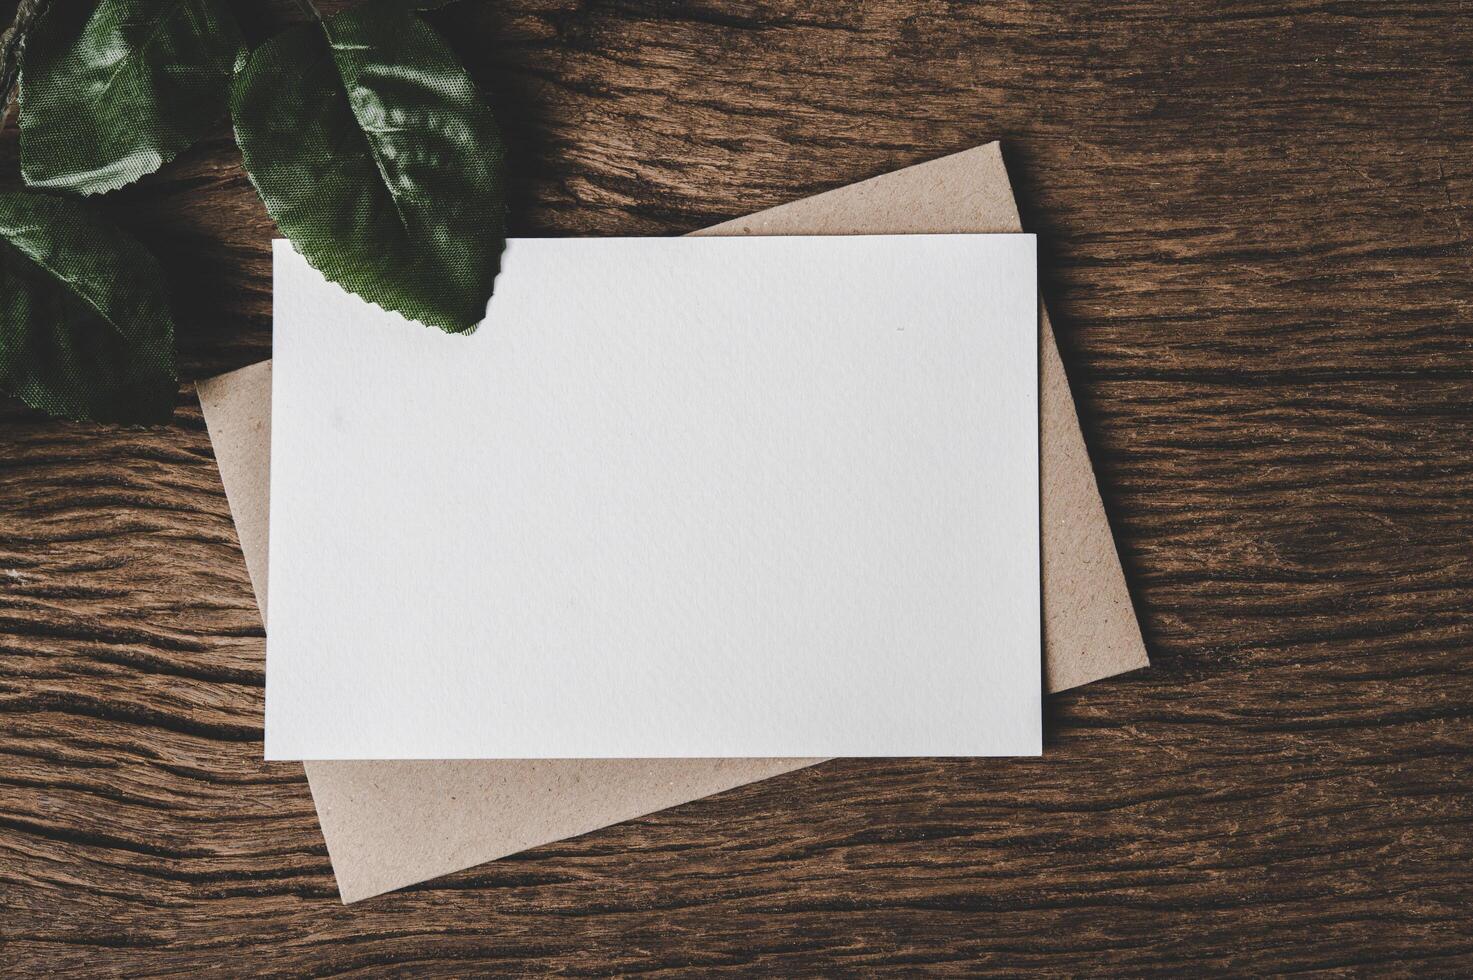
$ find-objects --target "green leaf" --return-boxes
[232,3,506,334]
[0,191,176,423]
[19,0,246,196]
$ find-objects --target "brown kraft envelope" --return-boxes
[198,142,1148,903]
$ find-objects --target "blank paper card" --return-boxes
[266,234,1040,759]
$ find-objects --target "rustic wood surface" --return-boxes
[4,0,1473,974]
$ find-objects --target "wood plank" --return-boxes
[2,0,1471,972]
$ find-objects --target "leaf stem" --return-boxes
[0,0,51,117]
[291,0,323,22]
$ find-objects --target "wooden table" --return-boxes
[4,1,1472,974]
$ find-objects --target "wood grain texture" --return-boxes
[3,0,1473,974]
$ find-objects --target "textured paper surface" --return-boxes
[199,141,1147,901]
[268,234,1041,759]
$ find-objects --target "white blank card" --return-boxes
[266,235,1040,759]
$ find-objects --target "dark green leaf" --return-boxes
[0,191,176,423]
[232,4,505,334]
[19,0,246,196]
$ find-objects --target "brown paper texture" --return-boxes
[198,141,1147,903]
